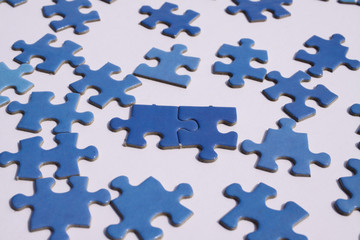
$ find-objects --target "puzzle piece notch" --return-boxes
[220,182,309,240]
[106,176,193,240]
[70,63,141,109]
[0,0,26,7]
[7,91,94,134]
[213,38,268,88]
[139,2,200,38]
[226,0,293,22]
[134,44,200,88]
[295,34,360,77]
[263,71,338,121]
[241,118,331,176]
[0,133,98,180]
[42,0,100,35]
[12,33,85,74]
[11,176,110,240]
[0,62,34,107]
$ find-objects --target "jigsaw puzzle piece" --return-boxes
[0,0,26,6]
[339,0,360,3]
[350,103,360,142]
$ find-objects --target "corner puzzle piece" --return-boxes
[295,34,360,77]
[139,2,200,38]
[70,63,141,109]
[263,71,338,121]
[134,44,200,88]
[42,0,100,35]
[11,176,110,240]
[220,182,308,240]
[241,118,331,176]
[0,62,33,107]
[106,176,193,240]
[213,38,268,88]
[12,33,85,74]
[178,106,238,162]
[226,0,292,22]
[7,91,93,134]
[0,133,97,180]
[109,104,197,148]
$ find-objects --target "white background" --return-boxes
[0,0,359,239]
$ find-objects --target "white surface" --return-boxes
[0,0,359,239]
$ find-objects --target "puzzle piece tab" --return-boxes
[0,0,26,7]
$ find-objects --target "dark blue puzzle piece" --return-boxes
[106,176,193,240]
[0,0,26,7]
[220,182,308,240]
[226,0,293,22]
[12,33,85,74]
[213,38,268,88]
[7,91,94,134]
[42,0,100,35]
[0,133,98,180]
[241,118,331,176]
[134,44,200,88]
[178,106,238,162]
[11,176,110,240]
[139,2,200,38]
[263,71,338,121]
[295,34,360,77]
[70,62,141,109]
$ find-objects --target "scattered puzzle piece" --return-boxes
[70,63,141,109]
[241,118,331,176]
[226,0,293,22]
[7,91,94,134]
[0,0,26,7]
[12,33,85,74]
[11,176,110,240]
[139,2,200,38]
[134,44,200,88]
[263,71,338,121]
[350,104,360,145]
[220,182,308,240]
[106,176,193,240]
[213,38,268,88]
[0,133,98,180]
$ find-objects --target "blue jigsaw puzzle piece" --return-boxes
[0,0,26,6]
[70,63,141,109]
[7,91,94,134]
[295,34,360,77]
[12,33,85,74]
[106,176,193,240]
[11,176,110,240]
[350,104,360,145]
[42,0,100,35]
[220,182,308,240]
[0,133,97,180]
[226,0,293,22]
[0,62,33,107]
[241,118,331,176]
[213,38,268,88]
[139,2,200,38]
[178,106,238,162]
[339,0,360,4]
[134,44,200,88]
[263,71,338,121]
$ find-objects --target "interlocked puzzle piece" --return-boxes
[241,118,331,176]
[109,104,197,148]
[12,33,85,74]
[226,0,293,22]
[106,176,193,240]
[42,0,100,35]
[220,182,308,240]
[11,176,110,240]
[0,0,26,6]
[295,34,360,77]
[263,71,338,121]
[0,133,98,180]
[178,106,238,162]
[134,44,200,88]
[7,91,94,134]
[139,2,200,38]
[213,38,268,88]
[0,62,33,107]
[70,63,142,109]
